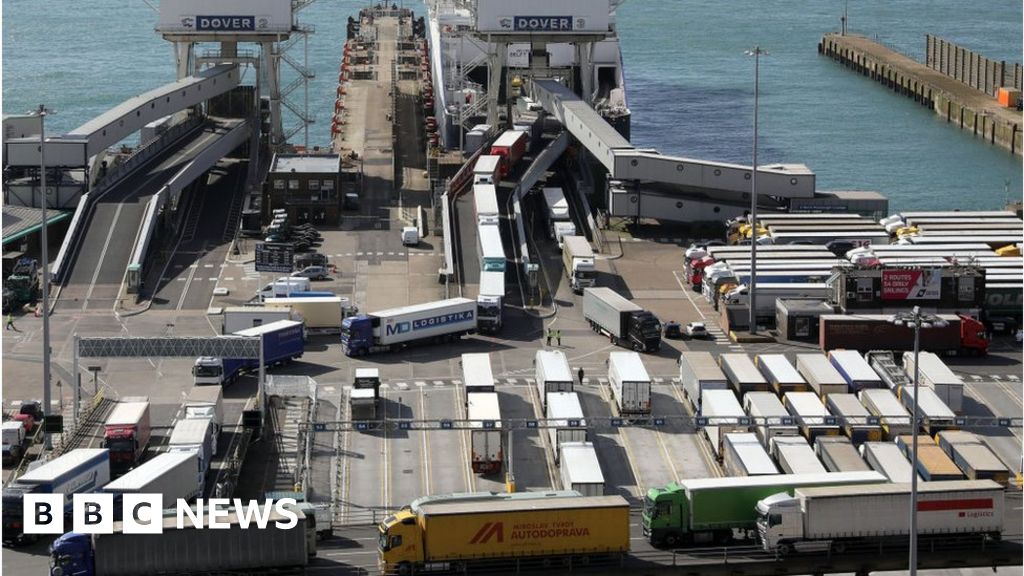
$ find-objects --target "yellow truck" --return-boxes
[378,491,629,574]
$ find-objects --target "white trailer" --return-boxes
[264,296,350,333]
[756,354,808,395]
[678,351,728,413]
[719,353,770,397]
[796,354,848,397]
[935,431,1012,485]
[757,480,1005,554]
[167,417,215,493]
[473,155,501,185]
[535,350,574,406]
[183,385,224,453]
[827,350,884,393]
[723,432,779,477]
[221,306,294,334]
[821,393,882,444]
[477,223,507,273]
[467,392,502,474]
[14,449,111,512]
[102,451,200,508]
[743,391,799,450]
[350,388,378,420]
[858,388,913,438]
[700,389,748,460]
[607,351,652,415]
[474,183,500,224]
[902,351,964,413]
[562,236,596,293]
[783,392,840,442]
[476,270,505,333]
[770,436,827,475]
[814,437,871,473]
[558,442,604,496]
[898,385,957,434]
[546,392,587,463]
[542,187,576,244]
[860,441,916,482]
[461,353,496,403]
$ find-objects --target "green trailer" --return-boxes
[641,471,885,547]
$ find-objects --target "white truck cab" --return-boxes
[401,226,420,246]
[756,492,803,552]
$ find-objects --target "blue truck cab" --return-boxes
[340,315,374,356]
[49,532,92,576]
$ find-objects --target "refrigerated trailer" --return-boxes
[719,353,770,397]
[824,393,883,444]
[814,436,871,473]
[467,392,502,474]
[796,354,848,398]
[783,392,840,442]
[679,351,729,413]
[770,436,827,475]
[558,442,605,496]
[743,392,799,451]
[860,441,916,482]
[461,353,495,403]
[858,388,913,438]
[608,351,652,415]
[723,433,779,477]
[828,350,883,393]
[700,389,748,460]
[546,392,587,463]
[535,350,574,406]
[756,354,808,395]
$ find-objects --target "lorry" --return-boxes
[535,349,574,407]
[350,368,382,421]
[559,442,605,496]
[167,417,215,494]
[607,351,653,415]
[473,183,500,224]
[699,389,748,459]
[795,354,848,398]
[935,431,1011,485]
[678,351,729,413]
[220,306,294,334]
[183,385,224,451]
[473,154,501,185]
[477,222,506,272]
[378,492,630,573]
[818,314,989,355]
[2,421,27,464]
[542,187,576,245]
[489,129,528,177]
[583,287,661,352]
[102,451,201,509]
[756,480,1005,555]
[341,298,477,356]
[743,391,799,450]
[461,353,495,403]
[770,436,827,475]
[102,397,152,474]
[824,393,882,443]
[864,350,912,390]
[401,226,420,246]
[897,385,957,434]
[893,435,965,481]
[723,432,779,477]
[641,471,886,547]
[859,441,916,482]
[467,392,502,474]
[546,392,587,463]
[2,449,111,544]
[48,504,316,576]
[813,436,871,473]
[562,236,596,293]
[476,270,505,333]
[264,296,351,334]
[783,392,840,442]
[858,388,913,438]
[755,354,808,395]
[193,320,305,385]
[902,351,965,413]
[719,353,770,397]
[827,350,884,393]
[256,277,311,302]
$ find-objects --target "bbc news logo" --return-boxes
[23,495,298,534]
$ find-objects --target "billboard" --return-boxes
[476,0,610,34]
[881,269,942,300]
[158,0,292,34]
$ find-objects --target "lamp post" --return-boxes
[889,305,948,576]
[744,47,767,334]
[35,105,54,449]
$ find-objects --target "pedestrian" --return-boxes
[556,329,562,347]
[577,367,585,384]
[545,328,552,347]
[5,313,15,331]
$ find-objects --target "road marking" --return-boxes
[381,387,390,509]
[672,270,706,321]
[420,387,431,496]
[82,202,125,310]
[176,259,200,311]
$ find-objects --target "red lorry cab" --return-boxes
[489,130,528,177]
[689,256,715,287]
[102,397,151,473]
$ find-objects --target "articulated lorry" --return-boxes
[535,349,574,407]
[828,350,883,393]
[542,187,576,245]
[350,368,381,420]
[607,351,652,415]
[476,271,505,333]
[3,449,111,544]
[756,354,808,395]
[583,287,661,352]
[341,298,476,356]
[102,397,151,474]
[679,351,728,413]
[559,442,605,496]
[562,236,596,293]
[461,353,495,403]
[814,436,871,473]
[756,480,1004,555]
[902,351,964,413]
[102,451,200,509]
[641,471,886,547]
[183,385,224,452]
[378,492,629,574]
[818,314,989,355]
[48,505,316,576]
[468,392,502,474]
[193,320,305,386]
[167,417,215,495]
[546,392,587,464]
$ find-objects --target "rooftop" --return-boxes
[2,206,70,246]
[270,153,341,174]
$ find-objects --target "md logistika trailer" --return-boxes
[641,471,885,547]
[341,298,477,356]
[378,492,629,574]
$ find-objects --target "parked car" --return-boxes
[295,252,328,270]
[663,321,682,339]
[684,322,709,339]
[292,266,330,281]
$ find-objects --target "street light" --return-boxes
[744,47,767,335]
[889,305,949,576]
[34,105,55,449]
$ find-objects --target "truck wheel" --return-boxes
[776,543,792,556]
[833,541,846,554]
[663,533,680,548]
[397,562,412,575]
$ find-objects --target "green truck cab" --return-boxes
[641,471,886,547]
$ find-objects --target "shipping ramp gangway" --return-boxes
[529,78,816,200]
[5,65,240,168]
